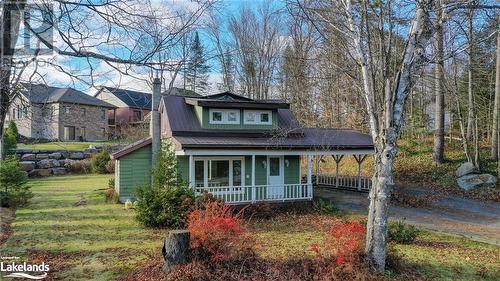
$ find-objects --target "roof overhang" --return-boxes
[111,138,152,159]
[176,148,375,156]
[185,98,290,109]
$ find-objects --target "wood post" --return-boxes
[162,230,190,273]
[188,155,194,188]
[353,154,367,191]
[307,154,312,198]
[332,155,344,188]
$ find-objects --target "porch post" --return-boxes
[188,155,194,189]
[307,154,312,198]
[251,155,256,203]
[333,155,344,188]
[315,155,321,185]
[354,154,367,191]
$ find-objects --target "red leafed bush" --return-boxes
[187,202,252,263]
[311,221,366,266]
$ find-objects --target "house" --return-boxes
[111,91,374,204]
[94,86,200,135]
[6,84,116,141]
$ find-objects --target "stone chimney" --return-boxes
[151,77,161,161]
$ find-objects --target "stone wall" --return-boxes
[15,148,101,177]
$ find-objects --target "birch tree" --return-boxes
[433,0,445,164]
[491,15,500,161]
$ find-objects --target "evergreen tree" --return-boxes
[186,32,210,93]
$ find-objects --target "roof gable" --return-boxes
[20,83,116,108]
[204,92,254,101]
[100,86,152,109]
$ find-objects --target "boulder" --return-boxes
[21,153,36,161]
[48,152,62,159]
[59,159,70,166]
[84,148,98,154]
[162,230,190,273]
[36,153,49,159]
[19,161,36,172]
[69,152,84,159]
[29,169,52,177]
[52,167,67,175]
[457,174,497,190]
[37,159,61,169]
[456,162,478,178]
[60,151,70,159]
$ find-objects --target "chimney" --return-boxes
[151,77,161,161]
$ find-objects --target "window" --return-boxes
[64,107,70,114]
[102,109,106,120]
[12,108,16,120]
[81,127,86,138]
[194,158,245,190]
[209,109,240,124]
[132,110,142,122]
[244,110,272,125]
[16,105,21,119]
[82,108,86,116]
[23,106,28,118]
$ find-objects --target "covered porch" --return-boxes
[178,148,374,204]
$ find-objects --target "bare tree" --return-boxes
[491,14,500,161]
[0,0,214,157]
[433,0,445,164]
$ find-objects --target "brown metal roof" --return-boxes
[162,95,301,136]
[173,128,374,150]
[111,138,152,159]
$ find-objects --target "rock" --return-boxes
[162,230,190,273]
[37,159,61,169]
[19,161,35,172]
[29,169,52,177]
[52,167,67,175]
[48,152,62,159]
[21,153,36,161]
[36,153,49,159]
[60,151,70,159]
[456,162,478,178]
[84,152,93,159]
[69,152,84,159]
[84,148,98,154]
[457,174,497,190]
[59,159,70,166]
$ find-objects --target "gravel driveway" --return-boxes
[315,186,500,245]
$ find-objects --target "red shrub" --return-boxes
[187,202,252,263]
[311,221,366,266]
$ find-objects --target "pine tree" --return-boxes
[186,32,210,93]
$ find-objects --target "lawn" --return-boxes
[16,140,132,151]
[1,174,498,280]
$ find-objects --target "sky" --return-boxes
[14,0,273,96]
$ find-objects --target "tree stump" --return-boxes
[162,230,190,273]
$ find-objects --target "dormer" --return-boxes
[185,92,289,130]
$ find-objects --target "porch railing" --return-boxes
[194,183,313,204]
[317,174,372,191]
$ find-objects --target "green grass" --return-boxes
[16,140,133,151]
[1,174,164,280]
[2,174,498,280]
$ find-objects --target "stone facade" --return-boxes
[6,97,110,141]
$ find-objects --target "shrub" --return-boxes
[313,198,341,215]
[105,188,119,204]
[194,192,224,209]
[66,159,92,174]
[0,157,33,207]
[135,185,194,227]
[311,221,366,266]
[108,177,115,189]
[105,159,115,173]
[91,150,111,174]
[188,201,252,263]
[135,140,195,227]
[388,221,419,244]
[3,121,18,155]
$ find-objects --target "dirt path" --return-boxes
[315,186,500,245]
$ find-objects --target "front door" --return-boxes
[268,156,283,198]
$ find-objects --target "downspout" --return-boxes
[151,77,161,163]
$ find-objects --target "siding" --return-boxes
[115,145,152,201]
[284,156,300,184]
[177,156,189,184]
[201,108,278,130]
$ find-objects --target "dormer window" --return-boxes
[244,110,272,125]
[209,109,240,124]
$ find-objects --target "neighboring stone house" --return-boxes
[94,86,200,136]
[6,84,116,141]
